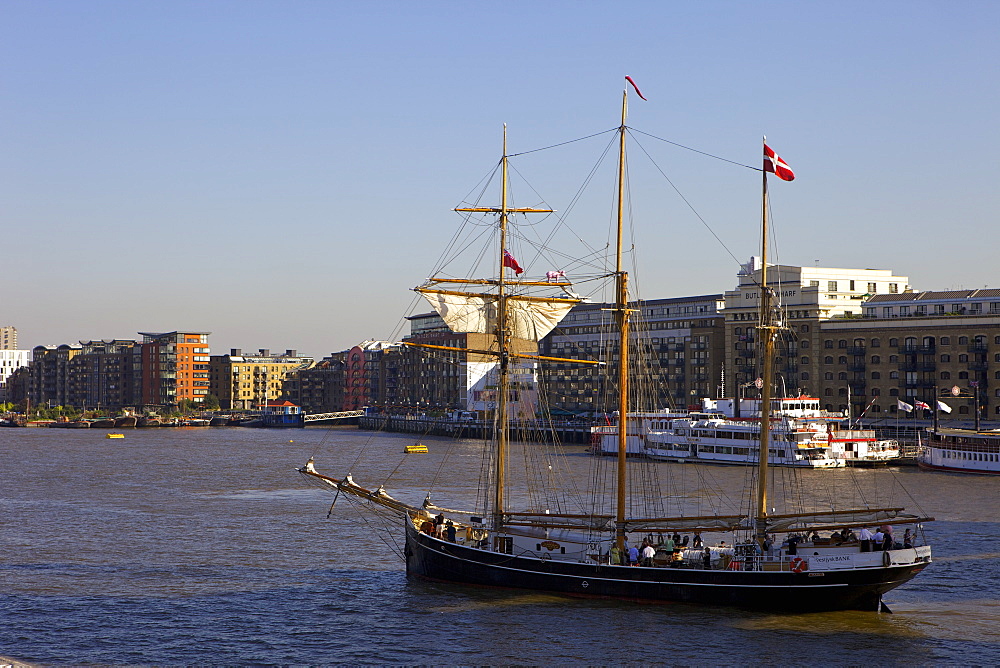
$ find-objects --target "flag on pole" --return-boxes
[937,400,953,413]
[896,399,913,413]
[914,400,931,410]
[503,250,524,275]
[625,76,647,101]
[763,143,795,181]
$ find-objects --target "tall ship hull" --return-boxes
[404,522,929,611]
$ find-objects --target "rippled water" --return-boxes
[1,426,997,665]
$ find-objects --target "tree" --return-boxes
[202,394,221,410]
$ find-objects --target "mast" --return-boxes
[447,127,557,534]
[615,89,630,552]
[755,137,775,546]
[495,124,511,532]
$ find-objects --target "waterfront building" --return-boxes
[393,313,538,417]
[0,349,31,402]
[138,331,212,409]
[723,260,911,404]
[538,295,726,416]
[27,344,82,409]
[822,289,1000,419]
[208,348,314,411]
[292,355,346,414]
[0,326,17,350]
[69,340,139,410]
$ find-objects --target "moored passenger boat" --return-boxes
[918,428,1000,474]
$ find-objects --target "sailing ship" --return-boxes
[299,83,933,611]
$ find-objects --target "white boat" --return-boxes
[918,427,1000,474]
[594,396,900,467]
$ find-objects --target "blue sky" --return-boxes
[3,1,998,358]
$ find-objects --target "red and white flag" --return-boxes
[625,76,647,101]
[914,400,931,410]
[503,250,524,275]
[763,143,795,181]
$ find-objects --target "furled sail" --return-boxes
[416,288,579,342]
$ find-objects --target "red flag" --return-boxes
[625,76,647,101]
[915,400,931,410]
[763,143,795,181]
[503,250,524,275]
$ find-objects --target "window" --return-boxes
[825,372,833,380]
[959,336,969,345]
[940,372,951,379]
[871,338,880,348]
[872,371,881,379]
[828,281,838,292]
[849,280,856,291]
[900,306,910,316]
[890,371,899,379]
[871,355,881,364]
[868,282,877,293]
[801,372,809,380]
[959,354,968,363]
[838,340,848,348]
[872,388,881,395]
[959,371,969,379]
[801,340,809,348]
[941,354,951,362]
[801,356,810,364]
[935,304,945,314]
[838,372,848,380]
[824,340,834,349]
[889,283,899,293]
[890,388,899,396]
[824,356,833,364]
[801,325,810,333]
[824,388,833,396]
[889,338,898,347]
[941,337,950,345]
[839,356,848,364]
[883,307,894,317]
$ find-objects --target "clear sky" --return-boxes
[3,1,998,358]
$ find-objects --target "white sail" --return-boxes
[417,288,578,342]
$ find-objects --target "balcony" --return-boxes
[739,349,756,358]
[847,346,866,356]
[848,362,866,372]
[967,344,989,353]
[969,361,989,371]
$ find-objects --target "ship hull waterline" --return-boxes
[404,523,928,612]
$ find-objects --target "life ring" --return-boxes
[790,557,808,573]
[882,550,891,567]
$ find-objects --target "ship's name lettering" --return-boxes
[813,555,852,563]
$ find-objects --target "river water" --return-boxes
[1,425,997,665]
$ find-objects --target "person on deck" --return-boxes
[702,547,712,569]
[642,543,656,567]
[445,520,456,543]
[627,545,639,566]
[903,528,914,549]
[610,544,622,565]
[693,532,704,548]
[859,526,873,552]
[873,528,885,551]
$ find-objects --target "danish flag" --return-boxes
[763,143,795,181]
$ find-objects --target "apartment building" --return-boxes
[209,348,314,411]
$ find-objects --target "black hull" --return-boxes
[404,524,928,612]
